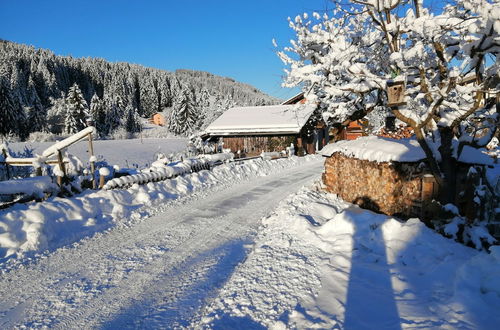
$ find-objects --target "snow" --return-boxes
[204,104,316,135]
[196,188,500,329]
[458,145,496,166]
[8,138,188,169]
[0,149,499,327]
[321,136,426,163]
[98,167,110,177]
[0,176,57,198]
[0,155,319,262]
[321,136,498,166]
[42,126,96,158]
[200,152,234,163]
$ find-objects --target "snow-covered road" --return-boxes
[0,159,324,328]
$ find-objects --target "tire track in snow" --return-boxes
[0,160,323,328]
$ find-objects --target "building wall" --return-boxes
[222,135,295,157]
[151,113,165,126]
[322,153,427,217]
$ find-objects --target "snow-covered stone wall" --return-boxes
[322,153,427,217]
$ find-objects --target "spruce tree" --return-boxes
[0,76,18,136]
[90,93,106,136]
[65,83,88,134]
[125,106,141,133]
[105,95,123,134]
[46,92,67,134]
[26,76,47,133]
[168,86,198,136]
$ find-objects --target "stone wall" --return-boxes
[322,153,429,217]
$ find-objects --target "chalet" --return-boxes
[150,112,166,126]
[203,103,328,157]
[282,92,366,141]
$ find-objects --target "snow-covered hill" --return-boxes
[0,40,278,139]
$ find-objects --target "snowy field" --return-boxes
[8,137,188,169]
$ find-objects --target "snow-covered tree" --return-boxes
[125,106,141,134]
[105,95,124,134]
[26,75,47,133]
[169,85,199,135]
[278,0,499,205]
[65,83,88,134]
[89,93,106,136]
[0,76,19,136]
[46,92,67,134]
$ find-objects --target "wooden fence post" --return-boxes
[57,150,67,186]
[99,175,106,189]
[2,149,10,180]
[88,133,96,189]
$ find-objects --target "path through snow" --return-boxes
[0,158,324,328]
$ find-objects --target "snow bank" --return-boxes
[200,153,234,163]
[197,188,500,329]
[0,176,57,198]
[0,155,319,264]
[321,136,426,162]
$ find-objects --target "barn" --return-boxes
[203,103,328,157]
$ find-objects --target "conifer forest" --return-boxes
[0,40,277,139]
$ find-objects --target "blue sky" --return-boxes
[0,0,332,100]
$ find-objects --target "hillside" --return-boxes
[0,40,278,139]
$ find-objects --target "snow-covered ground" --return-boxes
[1,153,499,328]
[196,188,500,329]
[8,137,187,169]
[0,156,323,328]
[0,156,318,265]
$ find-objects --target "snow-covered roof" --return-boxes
[321,136,426,163]
[281,92,305,105]
[205,104,316,136]
[322,136,496,165]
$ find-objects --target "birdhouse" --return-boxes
[386,81,406,107]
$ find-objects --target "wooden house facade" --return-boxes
[150,113,166,126]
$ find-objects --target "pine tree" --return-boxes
[26,76,47,133]
[168,86,198,136]
[46,92,67,134]
[105,95,123,134]
[125,106,141,133]
[0,76,18,136]
[65,83,88,134]
[89,93,106,136]
[63,105,79,134]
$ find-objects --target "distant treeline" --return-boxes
[0,40,277,139]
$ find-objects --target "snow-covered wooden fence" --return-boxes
[1,126,97,187]
[102,158,212,190]
[0,176,59,209]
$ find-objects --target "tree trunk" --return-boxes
[438,127,457,204]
